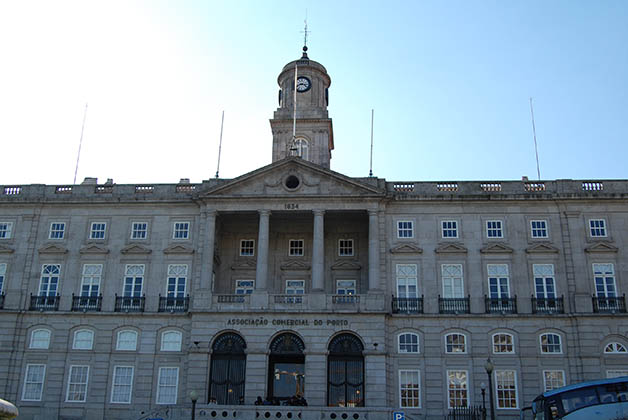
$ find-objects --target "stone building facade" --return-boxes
[0,48,627,420]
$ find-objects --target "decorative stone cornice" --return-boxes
[390,244,423,254]
[38,244,68,254]
[280,260,311,271]
[79,243,110,254]
[0,244,15,254]
[163,244,195,255]
[120,244,152,255]
[525,243,559,254]
[435,243,468,254]
[584,241,618,253]
[480,243,514,254]
[331,260,362,270]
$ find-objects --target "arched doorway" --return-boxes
[327,333,364,407]
[209,332,246,404]
[267,332,305,402]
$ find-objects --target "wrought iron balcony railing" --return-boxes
[158,295,190,312]
[0,292,4,309]
[531,296,564,314]
[392,296,424,314]
[114,294,145,312]
[71,294,102,312]
[485,296,517,314]
[439,295,470,314]
[592,295,626,313]
[30,294,60,311]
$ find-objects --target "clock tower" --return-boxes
[270,46,334,168]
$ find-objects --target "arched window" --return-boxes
[328,333,364,407]
[294,138,309,161]
[398,333,419,353]
[160,331,182,351]
[540,333,562,354]
[29,329,51,349]
[209,332,246,405]
[116,330,138,351]
[604,342,628,354]
[492,333,514,354]
[73,329,94,350]
[268,333,305,402]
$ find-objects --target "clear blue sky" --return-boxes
[0,0,626,184]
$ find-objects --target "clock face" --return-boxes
[296,76,311,92]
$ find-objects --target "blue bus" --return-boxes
[520,376,628,419]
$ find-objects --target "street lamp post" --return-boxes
[480,382,486,420]
[189,390,198,420]
[485,359,496,420]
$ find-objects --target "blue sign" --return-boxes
[393,412,405,420]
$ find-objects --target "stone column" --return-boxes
[202,210,217,291]
[255,210,271,291]
[368,210,380,291]
[311,210,325,292]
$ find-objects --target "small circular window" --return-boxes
[285,175,300,190]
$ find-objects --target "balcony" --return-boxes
[158,295,190,312]
[592,295,626,314]
[332,294,360,304]
[71,294,102,312]
[392,296,424,314]
[531,296,564,314]
[273,294,305,304]
[485,296,517,314]
[114,294,145,312]
[29,294,60,311]
[439,295,470,314]
[216,294,248,303]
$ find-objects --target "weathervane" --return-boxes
[300,14,310,58]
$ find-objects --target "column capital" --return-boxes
[367,209,381,216]
[202,209,218,217]
[258,209,272,217]
[312,209,326,216]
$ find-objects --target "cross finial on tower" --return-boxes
[300,15,310,58]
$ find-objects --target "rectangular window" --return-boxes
[486,220,503,238]
[396,264,418,298]
[240,239,255,256]
[442,220,458,238]
[540,334,562,354]
[399,333,419,353]
[543,370,565,392]
[39,264,60,296]
[399,370,420,408]
[445,334,466,353]
[235,280,254,294]
[123,265,144,297]
[286,280,305,303]
[488,264,510,298]
[589,219,607,237]
[492,334,514,354]
[447,370,468,408]
[593,263,616,298]
[49,222,66,239]
[111,366,134,403]
[0,222,13,239]
[22,364,46,401]
[397,221,413,238]
[81,264,102,297]
[66,365,89,402]
[442,264,464,298]
[131,222,148,239]
[338,239,354,256]
[89,222,106,239]
[156,367,179,404]
[495,370,518,409]
[533,264,556,299]
[530,220,548,238]
[0,263,6,293]
[336,280,356,295]
[166,264,187,298]
[173,222,189,239]
[288,239,304,256]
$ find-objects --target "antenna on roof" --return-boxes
[215,110,225,178]
[529,97,541,181]
[73,103,88,184]
[369,109,374,177]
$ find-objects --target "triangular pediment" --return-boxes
[280,260,311,271]
[525,243,559,254]
[480,243,514,254]
[331,260,362,270]
[201,158,384,198]
[38,244,68,254]
[163,244,195,254]
[390,244,423,254]
[231,259,257,270]
[79,243,110,254]
[0,244,15,254]
[435,243,468,254]
[585,242,618,253]
[120,244,152,255]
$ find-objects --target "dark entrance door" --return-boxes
[267,333,305,402]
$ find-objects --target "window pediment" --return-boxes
[280,260,311,271]
[120,244,152,255]
[331,260,362,270]
[231,260,257,270]
[480,243,513,254]
[79,243,110,254]
[525,243,559,254]
[38,244,68,254]
[0,244,14,254]
[163,244,195,254]
[390,244,423,254]
[435,243,468,254]
[585,241,618,253]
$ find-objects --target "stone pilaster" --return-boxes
[368,210,380,291]
[255,210,271,291]
[311,210,325,292]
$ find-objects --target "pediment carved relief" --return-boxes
[331,260,362,270]
[525,243,559,254]
[585,242,618,253]
[280,260,311,271]
[390,244,423,254]
[435,243,468,254]
[163,244,195,254]
[38,244,68,254]
[120,244,152,255]
[79,243,110,254]
[480,243,514,254]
